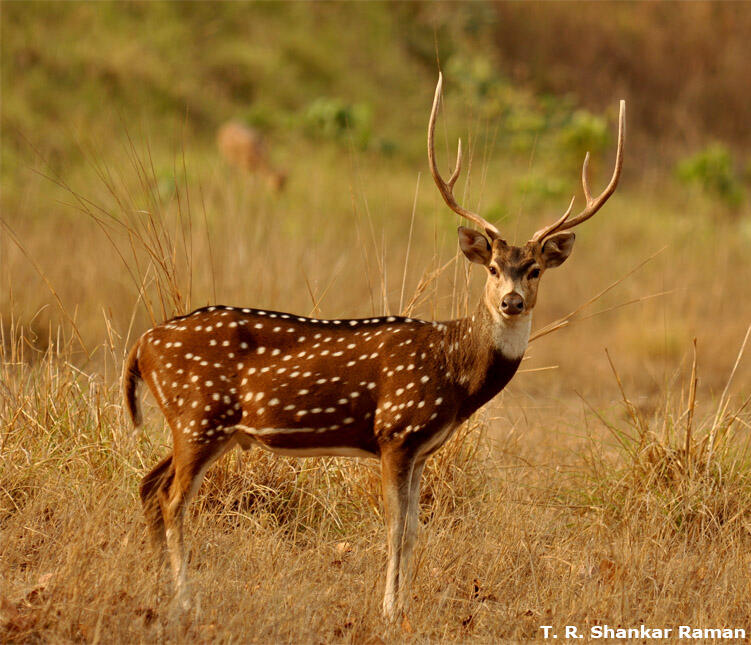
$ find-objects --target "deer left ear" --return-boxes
[540,231,575,268]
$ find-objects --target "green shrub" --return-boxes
[514,172,566,204]
[676,143,744,209]
[505,108,547,153]
[302,97,372,149]
[557,109,609,168]
[445,54,516,121]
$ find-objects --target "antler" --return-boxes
[428,73,501,237]
[532,100,626,243]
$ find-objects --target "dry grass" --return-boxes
[2,149,751,641]
[2,327,751,642]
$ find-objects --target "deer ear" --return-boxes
[541,231,575,268]
[458,227,492,265]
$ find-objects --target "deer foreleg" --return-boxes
[380,450,420,620]
[399,458,425,605]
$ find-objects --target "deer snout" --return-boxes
[501,292,525,316]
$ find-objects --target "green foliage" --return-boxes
[442,54,616,165]
[374,137,399,157]
[303,97,372,149]
[557,110,610,168]
[505,109,547,154]
[444,54,530,123]
[445,55,506,113]
[481,202,510,225]
[444,54,556,156]
[676,144,745,209]
[239,105,286,132]
[514,172,567,205]
[1,2,641,206]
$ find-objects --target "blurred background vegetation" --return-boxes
[4,3,751,193]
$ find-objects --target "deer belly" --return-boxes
[414,421,457,458]
[235,424,379,459]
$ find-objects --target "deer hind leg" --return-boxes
[159,437,235,611]
[380,449,420,621]
[140,453,174,558]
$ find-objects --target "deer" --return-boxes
[217,121,287,192]
[124,73,625,620]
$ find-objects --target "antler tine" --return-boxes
[581,152,593,204]
[428,73,501,237]
[448,138,462,188]
[533,100,626,243]
[531,195,575,243]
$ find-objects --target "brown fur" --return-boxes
[124,302,527,616]
[122,341,143,427]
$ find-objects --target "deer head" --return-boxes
[428,73,625,324]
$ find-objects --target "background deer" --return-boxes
[217,121,287,192]
[124,74,624,620]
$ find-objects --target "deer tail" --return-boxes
[123,339,144,428]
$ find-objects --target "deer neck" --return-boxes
[439,298,530,409]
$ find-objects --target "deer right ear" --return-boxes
[458,226,492,265]
[540,231,576,268]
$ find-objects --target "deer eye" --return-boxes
[528,267,541,280]
[488,266,498,277]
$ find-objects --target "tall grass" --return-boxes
[2,140,751,640]
[2,304,750,641]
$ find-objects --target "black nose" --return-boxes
[501,292,525,316]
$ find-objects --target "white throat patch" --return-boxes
[490,310,531,360]
[484,275,532,360]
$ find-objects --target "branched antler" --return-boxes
[532,100,626,243]
[428,73,501,238]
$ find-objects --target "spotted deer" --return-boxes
[217,121,287,191]
[124,73,625,620]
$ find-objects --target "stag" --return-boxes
[124,73,625,619]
